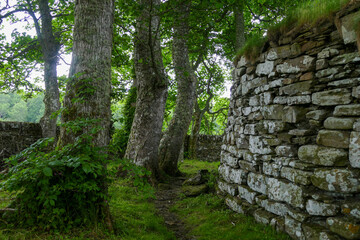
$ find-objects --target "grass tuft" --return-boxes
[234,0,353,65]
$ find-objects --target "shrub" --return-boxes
[1,120,113,230]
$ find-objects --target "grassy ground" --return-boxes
[176,160,291,240]
[0,159,290,240]
[0,176,174,240]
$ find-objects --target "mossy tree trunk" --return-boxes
[159,0,196,176]
[36,0,61,139]
[58,0,115,230]
[59,0,114,148]
[125,0,168,180]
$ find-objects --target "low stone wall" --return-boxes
[218,4,360,240]
[0,122,42,169]
[184,135,222,162]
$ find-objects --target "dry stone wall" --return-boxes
[218,4,360,240]
[0,122,42,170]
[184,135,222,162]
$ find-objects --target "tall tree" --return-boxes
[234,0,245,51]
[57,0,114,230]
[37,0,61,139]
[125,0,168,180]
[59,0,114,148]
[158,0,196,176]
[0,0,73,138]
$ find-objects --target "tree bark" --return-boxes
[189,102,204,160]
[125,0,168,180]
[234,0,245,52]
[37,0,61,139]
[58,0,114,231]
[59,0,114,148]
[159,0,196,176]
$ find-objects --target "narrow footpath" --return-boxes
[154,177,195,240]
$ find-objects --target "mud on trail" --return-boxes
[154,177,196,240]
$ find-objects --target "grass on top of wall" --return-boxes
[234,0,353,65]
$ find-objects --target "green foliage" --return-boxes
[0,93,44,122]
[117,158,155,200]
[1,120,113,230]
[111,87,137,158]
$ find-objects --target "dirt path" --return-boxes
[154,177,195,240]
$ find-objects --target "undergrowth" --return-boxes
[234,0,353,64]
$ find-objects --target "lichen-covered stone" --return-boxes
[282,106,307,123]
[275,145,297,157]
[238,185,258,204]
[342,202,360,220]
[316,130,350,148]
[276,55,315,73]
[329,52,360,66]
[261,120,287,134]
[267,178,304,208]
[238,160,259,172]
[256,61,275,76]
[221,152,239,168]
[261,105,284,120]
[312,89,352,106]
[318,47,339,59]
[247,172,268,195]
[280,167,312,185]
[253,209,276,225]
[256,197,289,217]
[324,117,355,130]
[311,169,360,193]
[306,109,329,120]
[249,135,272,154]
[327,217,360,240]
[279,81,313,96]
[334,104,360,116]
[349,131,360,168]
[285,216,304,240]
[218,180,238,196]
[315,67,341,78]
[263,162,281,177]
[225,197,246,214]
[287,95,312,105]
[298,145,348,166]
[306,199,339,216]
[242,77,267,95]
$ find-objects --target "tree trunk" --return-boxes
[125,0,168,180]
[234,0,245,52]
[38,0,60,139]
[159,0,196,176]
[59,0,114,148]
[189,103,204,160]
[57,0,114,230]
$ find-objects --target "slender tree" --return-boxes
[0,0,74,138]
[125,0,168,180]
[159,0,196,176]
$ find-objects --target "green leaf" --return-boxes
[43,167,53,177]
[50,199,55,206]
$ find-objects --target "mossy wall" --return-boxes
[0,122,42,170]
[218,3,360,240]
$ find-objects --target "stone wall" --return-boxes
[0,122,42,169]
[184,134,222,162]
[218,4,360,240]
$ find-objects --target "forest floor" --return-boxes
[0,160,291,240]
[155,176,193,240]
